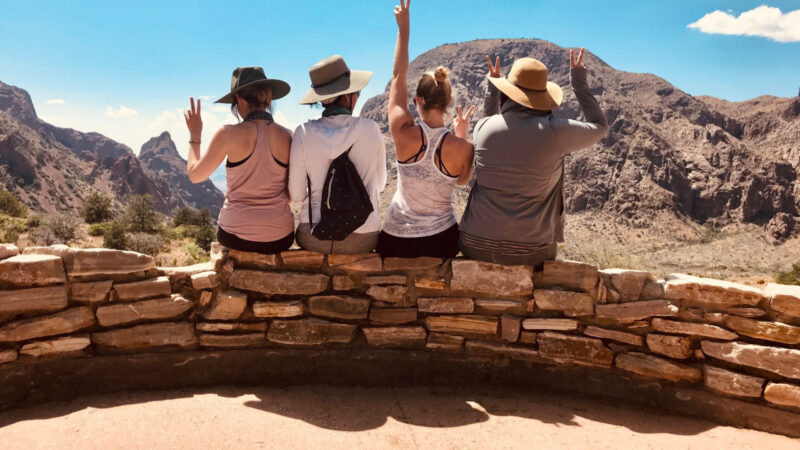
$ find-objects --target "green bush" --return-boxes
[0,190,27,217]
[1,229,19,244]
[81,191,114,224]
[46,214,82,244]
[88,221,113,237]
[173,206,211,227]
[26,215,41,229]
[194,224,215,252]
[103,221,128,250]
[123,194,162,233]
[776,262,800,286]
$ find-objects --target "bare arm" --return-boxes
[388,1,417,147]
[287,127,307,202]
[184,97,228,184]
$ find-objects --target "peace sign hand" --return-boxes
[394,0,410,30]
[570,48,585,69]
[184,97,203,142]
[486,55,502,78]
[453,104,476,138]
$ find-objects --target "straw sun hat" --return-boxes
[299,55,373,105]
[488,57,563,110]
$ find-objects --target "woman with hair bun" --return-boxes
[378,0,475,259]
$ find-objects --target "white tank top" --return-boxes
[383,122,458,238]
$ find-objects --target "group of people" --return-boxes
[184,1,608,269]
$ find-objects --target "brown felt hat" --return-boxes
[299,55,373,105]
[214,66,290,104]
[488,57,563,111]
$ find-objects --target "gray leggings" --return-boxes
[295,223,378,255]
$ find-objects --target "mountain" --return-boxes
[360,39,800,241]
[0,81,223,218]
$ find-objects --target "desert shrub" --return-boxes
[26,215,41,229]
[81,191,113,224]
[88,221,113,237]
[776,262,800,286]
[46,214,82,244]
[1,229,19,244]
[103,221,128,250]
[0,190,27,217]
[194,224,215,252]
[30,227,57,246]
[123,194,162,233]
[126,232,165,256]
[182,242,207,265]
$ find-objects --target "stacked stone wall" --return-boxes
[2,242,800,435]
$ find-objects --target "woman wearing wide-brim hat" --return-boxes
[459,49,610,268]
[184,66,296,254]
[288,55,387,254]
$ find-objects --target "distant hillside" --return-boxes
[0,81,223,218]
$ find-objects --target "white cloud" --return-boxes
[45,98,65,105]
[105,105,139,118]
[210,105,230,113]
[688,5,800,43]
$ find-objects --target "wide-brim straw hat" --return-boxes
[299,55,373,105]
[488,57,563,111]
[214,66,290,104]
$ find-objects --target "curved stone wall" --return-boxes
[2,242,800,436]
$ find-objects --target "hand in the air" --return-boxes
[184,97,202,142]
[570,48,586,69]
[394,0,410,31]
[453,105,476,138]
[486,55,502,78]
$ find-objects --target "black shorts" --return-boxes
[376,223,459,259]
[217,227,294,255]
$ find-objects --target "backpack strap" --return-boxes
[307,175,313,226]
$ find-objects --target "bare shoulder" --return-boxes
[446,134,475,157]
[270,122,293,141]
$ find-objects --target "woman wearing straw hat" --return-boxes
[288,55,387,254]
[377,0,475,259]
[459,50,609,268]
[184,66,295,254]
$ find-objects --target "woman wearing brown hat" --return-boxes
[459,50,609,268]
[288,55,387,254]
[184,66,295,254]
[377,0,475,259]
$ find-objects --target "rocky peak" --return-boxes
[140,131,179,160]
[0,81,38,127]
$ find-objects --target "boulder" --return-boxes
[383,257,442,272]
[474,299,527,316]
[0,307,95,343]
[61,248,155,277]
[583,326,643,346]
[190,271,220,290]
[426,333,464,351]
[0,254,65,288]
[369,307,417,325]
[417,297,474,314]
[252,301,304,318]
[92,322,197,352]
[19,335,90,357]
[703,365,764,398]
[199,333,267,348]
[534,289,594,316]
[615,352,701,383]
[724,316,800,345]
[362,326,426,348]
[327,253,382,272]
[70,280,113,304]
[201,290,248,321]
[701,340,800,380]
[765,213,795,244]
[195,322,267,333]
[651,318,737,340]
[537,332,613,368]
[96,295,193,327]
[450,260,533,297]
[764,383,800,409]
[229,270,329,295]
[664,274,764,309]
[267,319,357,345]
[646,334,693,359]
[424,315,498,337]
[595,300,679,322]
[521,318,578,331]
[540,260,598,292]
[227,250,277,269]
[0,244,19,260]
[308,296,370,320]
[113,276,171,302]
[280,250,324,268]
[0,285,67,316]
[767,283,800,318]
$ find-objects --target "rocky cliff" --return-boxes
[361,39,800,239]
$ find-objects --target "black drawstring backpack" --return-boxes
[307,147,373,241]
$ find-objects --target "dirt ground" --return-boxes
[0,385,797,449]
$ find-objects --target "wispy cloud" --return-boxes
[45,98,65,104]
[210,105,230,113]
[688,5,800,43]
[105,105,139,118]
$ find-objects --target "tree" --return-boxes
[81,191,113,224]
[123,194,161,233]
[0,190,27,217]
[173,206,198,227]
[103,221,128,250]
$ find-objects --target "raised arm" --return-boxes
[388,1,417,141]
[554,48,609,153]
[184,97,228,184]
[481,55,503,118]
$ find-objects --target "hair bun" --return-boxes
[433,67,449,84]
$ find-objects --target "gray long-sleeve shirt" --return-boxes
[460,67,609,244]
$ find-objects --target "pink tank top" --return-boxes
[218,120,294,242]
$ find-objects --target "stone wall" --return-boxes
[2,242,800,436]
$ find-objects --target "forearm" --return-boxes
[482,82,501,117]
[186,142,205,183]
[570,67,607,128]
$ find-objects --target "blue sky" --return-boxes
[1,0,798,188]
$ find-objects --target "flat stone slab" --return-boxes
[327,253,382,272]
[651,319,737,340]
[703,365,764,399]
[424,315,498,337]
[363,275,407,285]
[417,297,474,314]
[199,333,266,349]
[62,248,155,277]
[647,334,693,359]
[766,283,800,317]
[534,289,594,316]
[474,299,527,316]
[96,296,194,327]
[765,382,800,410]
[280,250,324,268]
[252,301,304,318]
[363,326,426,348]
[308,296,370,320]
[0,307,95,343]
[369,307,417,325]
[92,322,197,352]
[113,276,171,302]
[426,333,464,351]
[701,340,800,380]
[190,271,220,290]
[600,269,655,302]
[383,257,442,272]
[595,300,679,322]
[0,244,19,260]
[0,285,67,316]
[202,290,247,321]
[195,322,267,333]
[414,277,446,291]
[227,250,277,269]
[465,341,542,362]
[664,274,764,309]
[158,262,215,280]
[616,352,701,383]
[229,270,329,295]
[501,316,521,343]
[0,254,65,288]
[332,276,357,291]
[540,260,598,292]
[583,326,643,346]
[366,285,410,305]
[267,319,357,345]
[450,260,533,298]
[521,318,578,331]
[19,335,91,357]
[70,280,113,304]
[0,349,16,364]
[724,315,800,345]
[537,332,613,368]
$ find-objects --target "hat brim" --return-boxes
[214,79,291,104]
[298,70,373,105]
[488,76,563,111]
